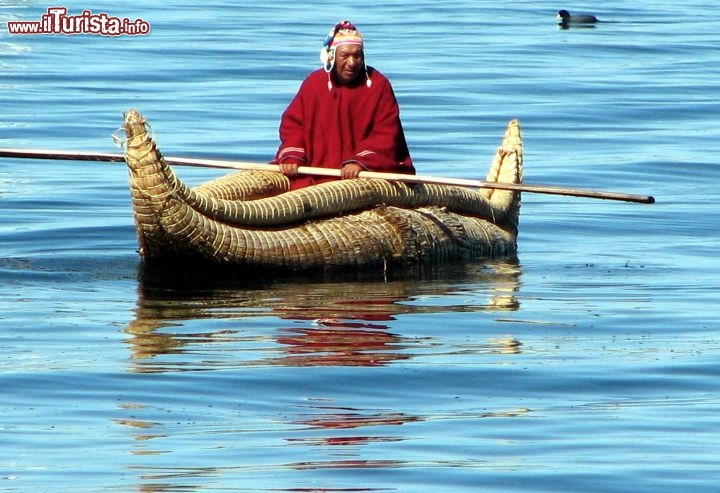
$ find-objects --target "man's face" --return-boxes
[333,44,364,85]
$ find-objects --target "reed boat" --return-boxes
[122,109,522,272]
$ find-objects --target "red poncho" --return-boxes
[273,67,415,189]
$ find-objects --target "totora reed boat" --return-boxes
[121,109,522,272]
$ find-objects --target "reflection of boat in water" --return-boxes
[288,404,421,448]
[118,260,527,492]
[125,259,522,372]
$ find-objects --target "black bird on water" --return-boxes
[557,9,598,27]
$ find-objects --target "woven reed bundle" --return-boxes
[194,170,291,201]
[126,128,519,228]
[122,109,521,270]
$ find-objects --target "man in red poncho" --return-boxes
[273,20,415,190]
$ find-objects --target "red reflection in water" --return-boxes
[275,324,408,367]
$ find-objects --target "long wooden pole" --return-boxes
[0,147,655,204]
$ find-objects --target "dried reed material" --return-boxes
[122,108,521,270]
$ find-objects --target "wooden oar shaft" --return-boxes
[0,148,126,163]
[0,147,655,204]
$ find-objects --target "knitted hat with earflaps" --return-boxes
[320,20,371,90]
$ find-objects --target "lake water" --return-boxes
[2,1,719,492]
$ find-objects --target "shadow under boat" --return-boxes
[124,257,523,371]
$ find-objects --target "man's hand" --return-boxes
[279,161,299,177]
[341,162,363,179]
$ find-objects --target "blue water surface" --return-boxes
[1,2,719,492]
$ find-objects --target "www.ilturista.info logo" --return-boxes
[7,7,151,36]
